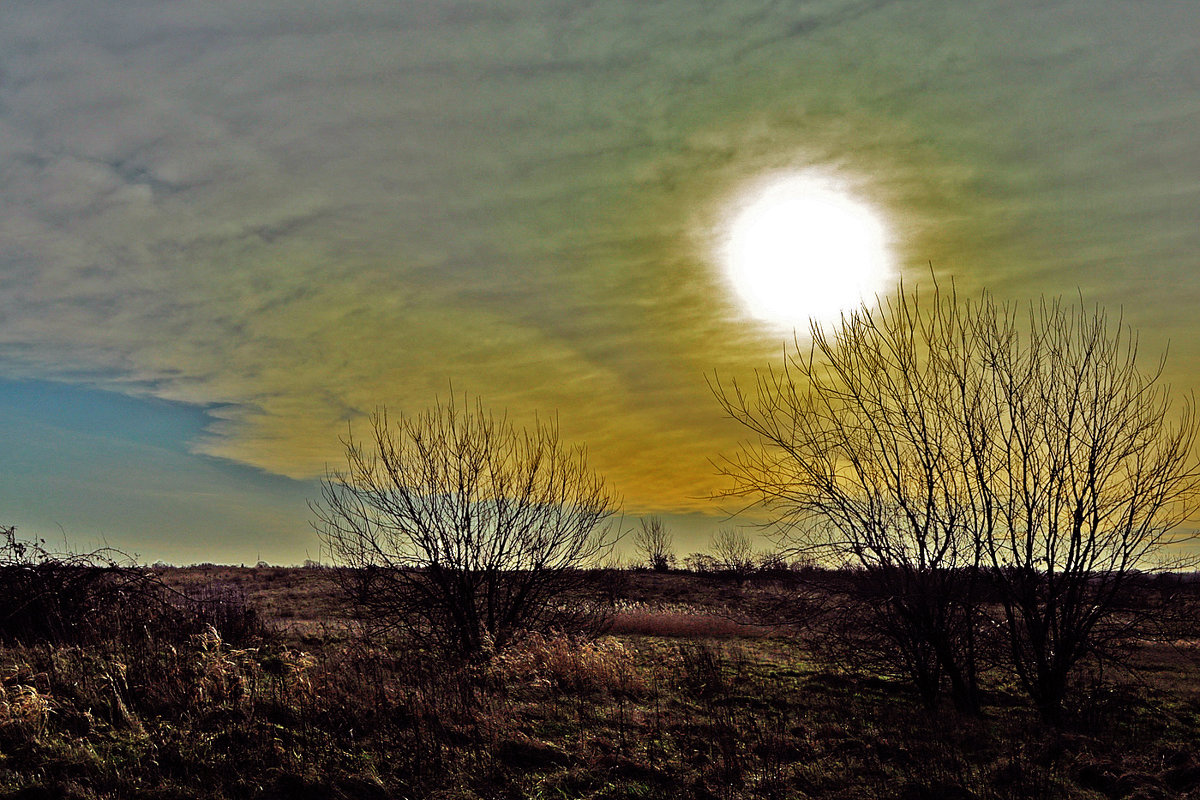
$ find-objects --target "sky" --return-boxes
[1,0,1199,564]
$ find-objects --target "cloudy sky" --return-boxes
[1,0,1198,563]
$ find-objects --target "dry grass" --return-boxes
[493,631,649,697]
[0,671,51,734]
[157,565,342,635]
[0,567,1196,799]
[609,600,782,638]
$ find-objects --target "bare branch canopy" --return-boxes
[312,395,620,657]
[714,284,1200,716]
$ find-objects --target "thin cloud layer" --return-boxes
[2,0,1199,556]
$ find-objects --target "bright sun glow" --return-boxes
[720,171,893,328]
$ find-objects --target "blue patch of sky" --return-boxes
[0,380,318,564]
[0,379,211,452]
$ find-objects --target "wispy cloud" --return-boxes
[2,0,1199,557]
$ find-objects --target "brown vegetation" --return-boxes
[0,556,1198,799]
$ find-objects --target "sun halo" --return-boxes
[719,170,894,329]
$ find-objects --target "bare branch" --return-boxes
[311,394,621,658]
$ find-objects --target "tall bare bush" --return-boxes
[711,528,756,586]
[968,297,1200,718]
[714,285,1199,716]
[633,516,675,571]
[312,395,620,658]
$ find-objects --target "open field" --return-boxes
[0,567,1197,799]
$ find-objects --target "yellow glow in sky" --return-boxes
[720,171,894,327]
[4,0,1200,564]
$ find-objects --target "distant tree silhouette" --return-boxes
[633,516,675,571]
[714,285,1199,717]
[683,552,717,574]
[312,395,620,658]
[711,528,756,586]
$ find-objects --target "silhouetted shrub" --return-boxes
[0,527,265,649]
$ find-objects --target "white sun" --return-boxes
[720,171,893,328]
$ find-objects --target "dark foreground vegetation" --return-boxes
[2,551,1200,800]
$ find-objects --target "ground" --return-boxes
[0,567,1197,799]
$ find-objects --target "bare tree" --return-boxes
[711,528,757,586]
[312,396,620,658]
[633,516,675,572]
[715,285,1200,717]
[714,286,989,711]
[968,297,1200,718]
